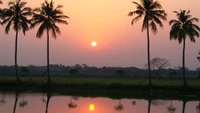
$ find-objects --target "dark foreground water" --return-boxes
[0,92,199,113]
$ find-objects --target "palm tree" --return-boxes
[128,0,167,85]
[31,0,69,82]
[1,0,32,81]
[0,1,3,23]
[169,10,200,86]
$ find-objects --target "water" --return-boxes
[0,92,199,113]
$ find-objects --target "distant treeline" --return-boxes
[0,64,199,78]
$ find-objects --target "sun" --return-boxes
[89,104,95,111]
[91,41,97,47]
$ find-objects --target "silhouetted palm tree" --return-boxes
[0,0,3,21]
[1,0,32,81]
[169,10,200,86]
[128,0,167,85]
[31,0,69,82]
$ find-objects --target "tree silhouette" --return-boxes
[20,66,30,77]
[169,10,200,86]
[128,0,167,85]
[1,0,32,81]
[116,69,125,78]
[145,57,170,76]
[69,68,79,76]
[31,0,69,82]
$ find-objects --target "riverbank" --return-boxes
[0,77,200,99]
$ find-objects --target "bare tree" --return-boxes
[145,57,170,76]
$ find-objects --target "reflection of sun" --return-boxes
[91,41,97,47]
[89,104,95,111]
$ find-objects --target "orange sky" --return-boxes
[0,0,200,70]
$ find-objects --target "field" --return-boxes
[0,76,200,99]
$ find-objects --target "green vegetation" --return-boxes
[1,77,200,98]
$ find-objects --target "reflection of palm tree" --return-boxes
[31,0,69,82]
[13,93,19,113]
[128,0,167,85]
[68,96,77,108]
[169,10,200,86]
[45,93,51,113]
[196,102,200,113]
[182,100,187,113]
[166,100,176,113]
[148,100,151,113]
[114,100,124,111]
[41,93,51,113]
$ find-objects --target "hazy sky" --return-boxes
[0,0,200,70]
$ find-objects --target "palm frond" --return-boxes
[31,0,69,38]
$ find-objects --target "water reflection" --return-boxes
[68,96,78,108]
[166,100,176,113]
[0,92,199,113]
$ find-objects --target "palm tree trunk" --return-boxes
[47,30,51,83]
[182,38,187,86]
[15,30,19,81]
[147,24,152,85]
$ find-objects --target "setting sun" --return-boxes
[89,104,95,111]
[91,41,97,47]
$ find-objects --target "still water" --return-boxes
[0,92,199,113]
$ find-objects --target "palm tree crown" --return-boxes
[128,0,167,34]
[169,10,200,43]
[31,0,69,38]
[169,10,200,86]
[1,0,32,34]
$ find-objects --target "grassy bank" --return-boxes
[0,77,200,99]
